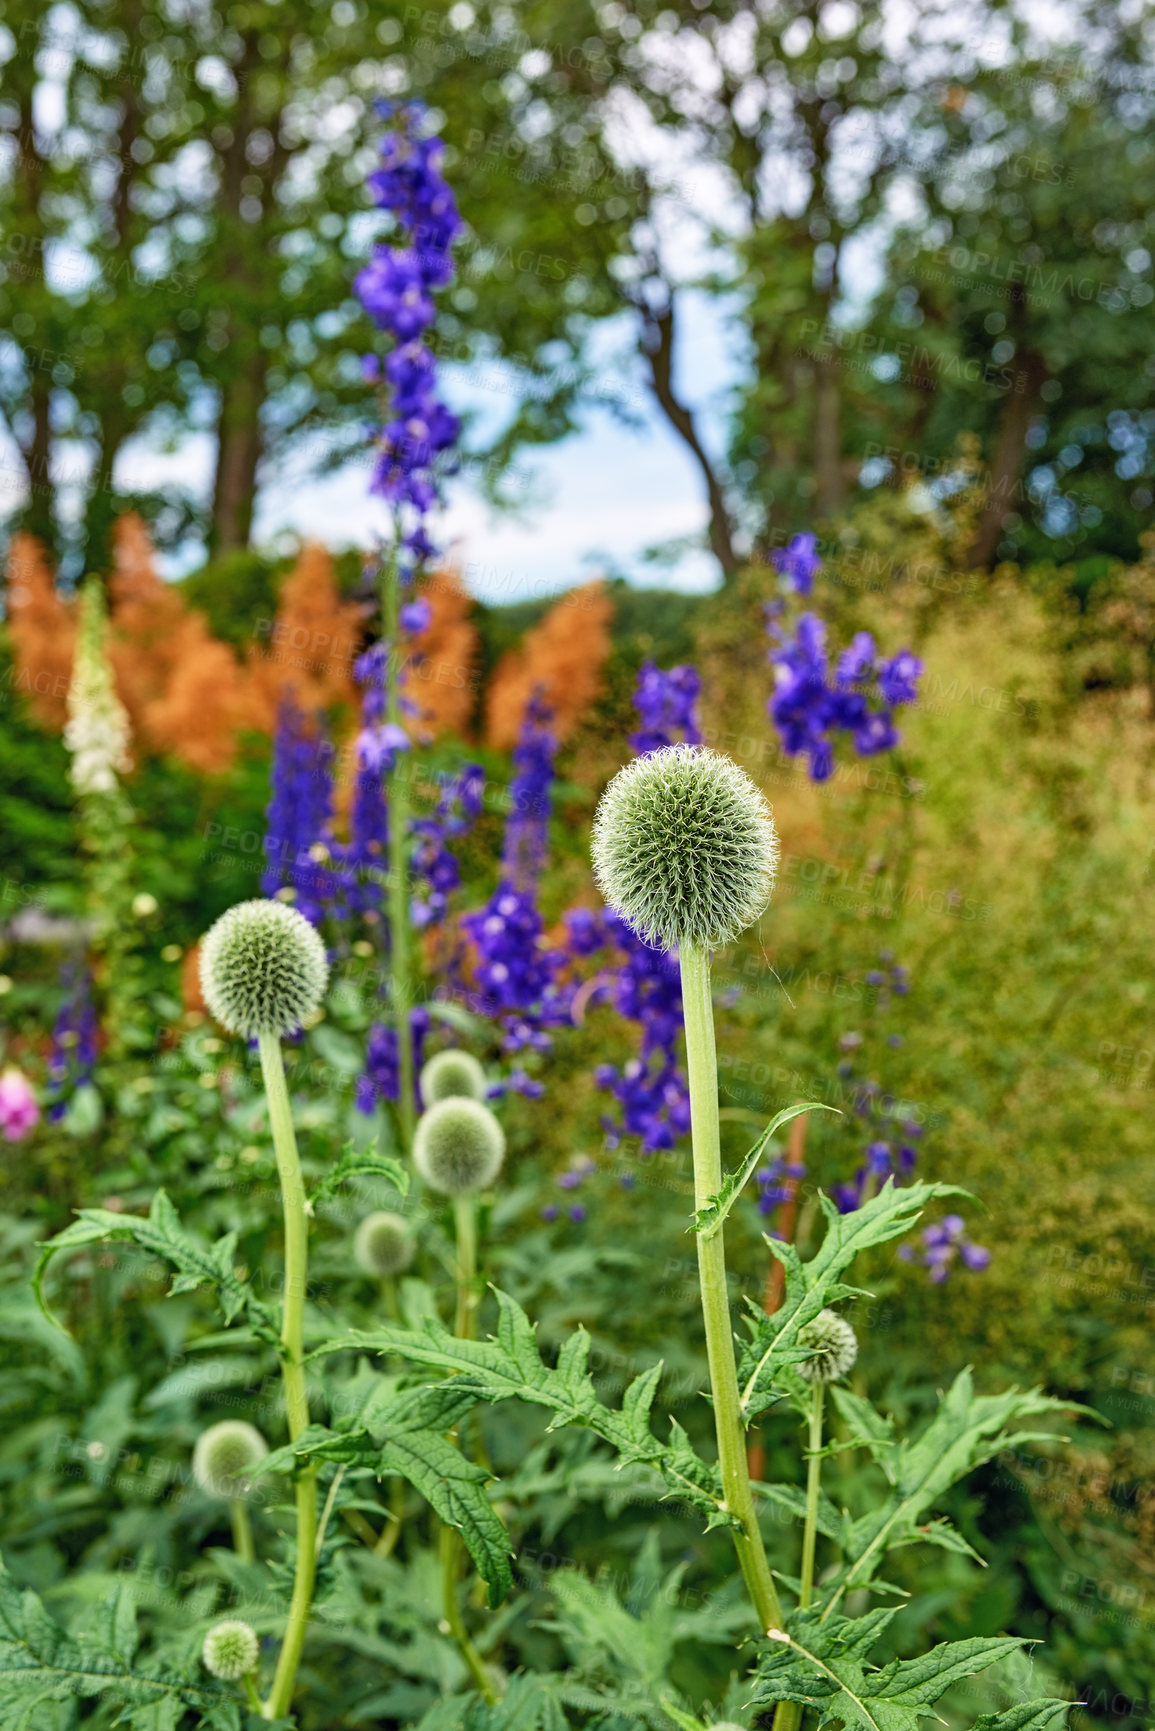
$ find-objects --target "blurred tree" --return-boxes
[861,15,1155,567]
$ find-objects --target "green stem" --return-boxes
[229,1498,255,1564]
[439,1518,497,1703]
[381,544,415,1153]
[679,944,785,1637]
[257,1032,319,1722]
[243,1673,263,1713]
[800,1381,825,1609]
[454,1194,478,1342]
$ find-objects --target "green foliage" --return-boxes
[33,1188,279,1344]
[0,1560,243,1729]
[313,1288,729,1525]
[751,1606,1030,1729]
[692,1103,837,1239]
[737,1183,969,1419]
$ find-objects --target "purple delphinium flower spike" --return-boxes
[628,661,702,755]
[46,961,98,1120]
[771,531,821,594]
[261,695,336,925]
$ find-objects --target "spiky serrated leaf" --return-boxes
[737,1181,970,1420]
[972,1703,1071,1731]
[311,1288,728,1523]
[751,1607,1022,1730]
[826,1370,1086,1611]
[309,1140,410,1206]
[692,1103,839,1238]
[256,1399,512,1607]
[32,1190,278,1344]
[0,1560,242,1729]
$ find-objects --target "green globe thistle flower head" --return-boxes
[796,1308,858,1384]
[203,1619,260,1681]
[591,745,778,952]
[414,1097,505,1196]
[420,1047,488,1105]
[192,1419,268,1500]
[354,1210,415,1278]
[199,899,328,1039]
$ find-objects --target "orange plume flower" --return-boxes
[108,515,252,774]
[5,533,75,726]
[402,567,479,740]
[244,543,364,728]
[485,580,614,748]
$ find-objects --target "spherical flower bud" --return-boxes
[591,745,778,952]
[354,1210,415,1278]
[413,1097,505,1196]
[192,1420,268,1500]
[420,1048,487,1105]
[199,900,328,1039]
[797,1308,858,1384]
[202,1619,259,1680]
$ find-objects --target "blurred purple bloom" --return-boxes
[46,962,98,1120]
[901,1214,991,1282]
[772,532,821,594]
[629,661,702,755]
[356,1007,431,1113]
[261,696,336,925]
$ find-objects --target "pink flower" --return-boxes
[0,1068,39,1141]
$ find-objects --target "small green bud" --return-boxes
[199,899,328,1039]
[354,1210,415,1278]
[413,1097,505,1196]
[202,1619,260,1680]
[591,745,778,952]
[420,1048,487,1105]
[796,1309,858,1384]
[192,1420,268,1500]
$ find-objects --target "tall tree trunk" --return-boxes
[813,355,844,516]
[210,352,268,555]
[968,349,1047,569]
[637,292,740,583]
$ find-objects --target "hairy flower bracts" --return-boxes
[578,667,711,1152]
[46,961,98,1121]
[628,661,702,755]
[261,696,337,924]
[355,103,462,567]
[412,762,485,929]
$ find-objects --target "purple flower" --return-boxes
[356,102,462,572]
[904,1215,991,1282]
[356,1007,431,1113]
[772,532,821,594]
[628,661,702,755]
[767,604,922,783]
[502,693,557,891]
[46,962,98,1120]
[261,696,336,925]
[878,650,924,706]
[411,762,485,928]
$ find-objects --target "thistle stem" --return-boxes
[800,1381,825,1609]
[381,544,415,1153]
[257,1031,319,1721]
[229,1498,255,1563]
[439,1190,495,1693]
[454,1194,478,1341]
[439,1518,497,1702]
[679,943,784,1637]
